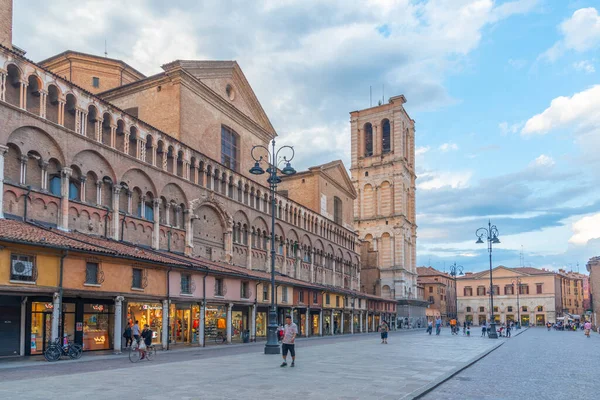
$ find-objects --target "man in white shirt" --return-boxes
[280,316,297,368]
[132,320,141,344]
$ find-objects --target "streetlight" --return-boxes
[448,262,464,320]
[476,220,500,339]
[249,139,296,354]
[511,277,522,329]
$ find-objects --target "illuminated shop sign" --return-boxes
[91,304,105,312]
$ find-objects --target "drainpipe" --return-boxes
[23,186,31,221]
[202,271,209,347]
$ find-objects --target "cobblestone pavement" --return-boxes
[0,329,504,400]
[422,327,600,400]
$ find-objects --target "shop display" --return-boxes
[82,304,113,351]
[128,303,162,344]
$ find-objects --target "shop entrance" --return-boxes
[478,315,486,325]
[535,314,545,326]
[231,307,249,342]
[521,314,530,326]
[0,303,20,356]
[171,308,191,344]
[29,302,75,355]
[311,313,320,335]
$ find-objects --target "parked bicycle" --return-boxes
[129,339,156,363]
[214,332,227,344]
[44,337,83,362]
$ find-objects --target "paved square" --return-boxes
[0,331,505,400]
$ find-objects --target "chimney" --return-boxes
[0,0,12,49]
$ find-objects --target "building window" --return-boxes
[508,306,513,312]
[429,287,433,293]
[241,281,249,299]
[313,292,318,303]
[263,285,269,301]
[221,125,239,171]
[333,196,342,225]
[493,306,499,312]
[181,274,192,294]
[479,306,485,312]
[466,307,472,312]
[492,286,500,295]
[358,299,362,308]
[92,77,100,88]
[336,296,340,307]
[536,284,543,294]
[505,285,514,295]
[132,268,143,289]
[10,254,36,282]
[215,278,224,296]
[382,119,391,153]
[519,285,529,295]
[364,123,373,156]
[464,287,473,296]
[326,294,330,305]
[522,306,528,312]
[299,291,305,304]
[282,287,288,303]
[49,175,61,196]
[85,262,100,285]
[428,296,434,303]
[477,286,486,296]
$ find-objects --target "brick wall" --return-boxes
[0,0,12,48]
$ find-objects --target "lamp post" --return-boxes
[476,220,500,339]
[511,277,522,329]
[448,262,464,320]
[249,139,296,354]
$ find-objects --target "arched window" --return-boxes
[221,125,239,171]
[333,196,342,225]
[49,175,61,196]
[382,119,391,153]
[145,192,154,221]
[364,123,373,156]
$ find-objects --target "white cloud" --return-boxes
[540,7,600,62]
[499,121,523,135]
[531,154,554,167]
[521,85,600,135]
[417,170,472,190]
[416,146,431,156]
[439,142,459,152]
[569,213,600,245]
[573,60,595,73]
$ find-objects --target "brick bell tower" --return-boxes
[0,0,13,49]
[351,95,426,323]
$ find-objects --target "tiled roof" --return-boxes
[417,276,446,285]
[512,267,553,275]
[417,266,450,278]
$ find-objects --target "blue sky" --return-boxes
[12,0,600,273]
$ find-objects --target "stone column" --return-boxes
[351,309,354,334]
[112,186,121,240]
[224,228,233,262]
[200,302,206,346]
[310,250,314,283]
[332,259,336,287]
[39,91,47,119]
[319,309,323,336]
[110,125,117,148]
[359,311,363,333]
[162,300,169,349]
[305,307,310,337]
[0,71,6,102]
[51,292,61,342]
[341,311,345,334]
[124,132,130,154]
[165,202,171,226]
[140,195,146,219]
[75,109,81,134]
[19,81,27,109]
[95,119,102,142]
[40,162,48,191]
[79,177,86,202]
[251,304,257,341]
[127,190,132,214]
[19,154,27,185]
[81,112,88,137]
[174,206,182,228]
[372,313,376,332]
[0,145,8,219]
[96,180,102,205]
[330,310,335,335]
[185,209,193,255]
[172,153,177,175]
[57,101,65,126]
[153,198,160,250]
[59,167,72,231]
[226,303,233,344]
[113,296,124,354]
[151,145,157,167]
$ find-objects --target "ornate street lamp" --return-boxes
[448,262,464,320]
[511,277,522,329]
[476,220,500,339]
[249,139,296,354]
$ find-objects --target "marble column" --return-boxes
[251,304,257,342]
[112,186,121,240]
[59,167,72,231]
[124,132,130,154]
[0,145,8,219]
[359,311,363,333]
[305,307,310,337]
[200,302,206,347]
[162,300,169,349]
[330,310,335,335]
[226,303,233,344]
[319,309,323,336]
[96,180,102,205]
[113,296,124,354]
[19,154,27,185]
[341,311,345,334]
[184,209,193,255]
[0,72,5,102]
[51,292,60,341]
[152,199,160,250]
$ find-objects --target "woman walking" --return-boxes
[379,320,389,344]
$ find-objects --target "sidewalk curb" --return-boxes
[406,328,529,400]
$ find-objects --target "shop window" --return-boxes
[132,268,145,289]
[299,290,305,304]
[181,274,192,294]
[10,254,37,282]
[215,278,224,296]
[282,287,288,303]
[241,281,249,299]
[466,307,472,312]
[263,285,269,301]
[85,262,104,285]
[479,306,485,312]
[313,292,318,304]
[326,294,330,305]
[536,284,543,294]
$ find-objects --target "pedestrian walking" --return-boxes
[123,322,133,348]
[506,323,511,338]
[584,321,592,338]
[450,318,457,335]
[280,316,297,368]
[481,322,487,337]
[139,324,153,360]
[427,320,433,335]
[379,320,389,344]
[132,320,141,344]
[435,317,442,335]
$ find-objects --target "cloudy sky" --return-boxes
[12,0,600,273]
